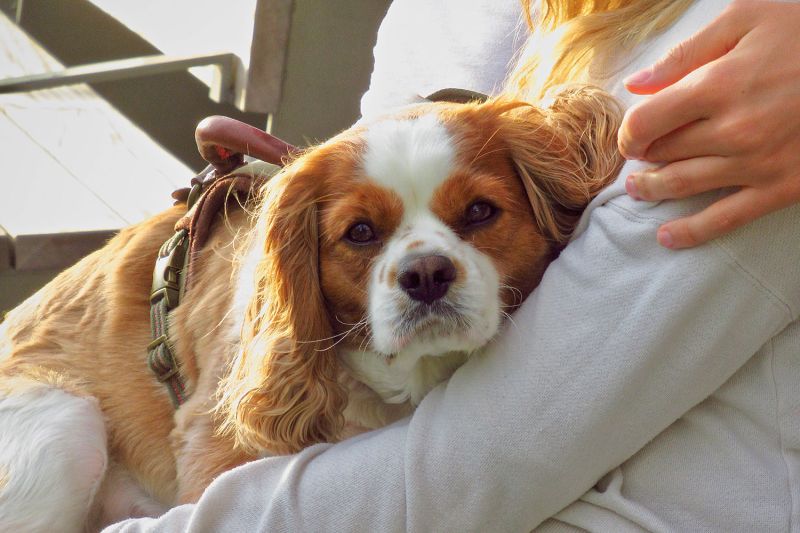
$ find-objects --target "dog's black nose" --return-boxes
[397,255,457,304]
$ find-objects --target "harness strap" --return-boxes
[175,173,266,290]
[148,117,293,408]
[148,169,278,408]
[148,229,189,407]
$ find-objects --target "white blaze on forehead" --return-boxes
[363,113,455,216]
[352,114,506,405]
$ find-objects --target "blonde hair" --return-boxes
[509,0,695,100]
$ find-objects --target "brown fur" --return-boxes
[218,87,623,456]
[0,86,623,525]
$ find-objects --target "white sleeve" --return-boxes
[104,180,800,532]
[358,0,526,120]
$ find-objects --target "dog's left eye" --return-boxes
[346,222,376,244]
[465,201,497,225]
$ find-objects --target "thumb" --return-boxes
[624,4,749,94]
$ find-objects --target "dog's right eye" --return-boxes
[346,222,376,245]
[464,200,497,226]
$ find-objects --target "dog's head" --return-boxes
[218,86,623,455]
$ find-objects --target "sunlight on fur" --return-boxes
[215,87,624,455]
[0,84,624,529]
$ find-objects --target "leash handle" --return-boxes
[195,116,299,174]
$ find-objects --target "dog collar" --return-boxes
[425,88,490,104]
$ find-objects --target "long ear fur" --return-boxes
[501,85,624,245]
[217,159,346,455]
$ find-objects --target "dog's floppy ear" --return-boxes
[217,157,346,455]
[501,85,624,245]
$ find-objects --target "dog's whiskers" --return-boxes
[499,283,523,306]
[315,315,370,351]
[500,310,520,333]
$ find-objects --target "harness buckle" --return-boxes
[150,230,188,310]
[147,335,181,384]
[146,334,168,351]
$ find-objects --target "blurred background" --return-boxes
[0,0,391,312]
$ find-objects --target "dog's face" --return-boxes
[219,88,623,455]
[319,111,548,363]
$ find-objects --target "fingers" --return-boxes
[623,2,748,94]
[626,157,733,202]
[618,83,713,160]
[644,119,736,163]
[618,2,756,160]
[643,118,724,162]
[656,187,781,249]
[616,1,800,249]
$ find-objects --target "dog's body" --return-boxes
[0,89,623,531]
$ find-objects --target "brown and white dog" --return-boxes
[0,87,622,531]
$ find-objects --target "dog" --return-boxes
[0,86,623,531]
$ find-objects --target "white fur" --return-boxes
[342,349,469,405]
[0,382,107,533]
[363,113,454,215]
[351,213,500,403]
[367,214,501,358]
[342,115,503,404]
[93,464,167,526]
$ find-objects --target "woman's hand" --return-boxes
[618,0,800,249]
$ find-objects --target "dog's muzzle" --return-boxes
[397,254,457,304]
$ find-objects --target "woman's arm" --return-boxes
[105,184,799,532]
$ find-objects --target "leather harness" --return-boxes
[148,90,489,408]
[147,116,298,407]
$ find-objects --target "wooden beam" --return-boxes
[243,0,293,114]
[0,227,11,271]
[0,11,190,272]
[0,53,239,105]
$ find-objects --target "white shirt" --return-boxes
[358,0,527,120]
[108,1,800,531]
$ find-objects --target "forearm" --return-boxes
[106,424,409,532]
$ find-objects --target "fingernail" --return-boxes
[657,227,674,249]
[624,68,652,86]
[625,175,641,200]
